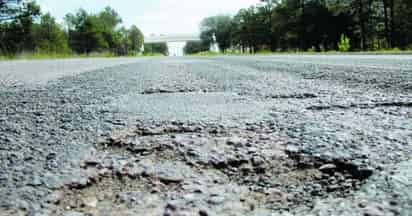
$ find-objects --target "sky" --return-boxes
[36,0,260,36]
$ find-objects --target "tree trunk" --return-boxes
[389,0,395,47]
[383,0,391,47]
[300,0,305,50]
[358,0,367,50]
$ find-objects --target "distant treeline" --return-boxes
[0,0,146,57]
[198,0,412,53]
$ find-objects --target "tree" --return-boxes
[183,41,210,55]
[200,15,234,52]
[0,0,39,21]
[144,42,168,56]
[33,13,70,53]
[201,0,411,52]
[0,0,40,55]
[393,0,412,48]
[98,6,122,51]
[65,10,108,54]
[99,6,122,30]
[128,25,143,53]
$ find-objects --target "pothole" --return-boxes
[48,121,373,215]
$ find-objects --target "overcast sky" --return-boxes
[37,0,260,36]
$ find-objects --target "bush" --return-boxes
[192,51,220,56]
[338,34,350,52]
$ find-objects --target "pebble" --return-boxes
[208,195,225,205]
[63,211,85,216]
[318,164,337,174]
[251,156,265,167]
[45,191,64,204]
[363,206,385,216]
[226,136,247,147]
[117,192,144,203]
[82,196,98,208]
[199,209,209,216]
[67,176,88,189]
[265,188,287,202]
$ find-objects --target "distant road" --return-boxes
[0,57,145,86]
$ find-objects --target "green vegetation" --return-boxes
[183,41,210,55]
[1,1,145,58]
[191,51,220,56]
[143,43,168,56]
[200,15,234,53]
[199,0,412,53]
[338,35,351,52]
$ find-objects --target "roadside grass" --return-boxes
[0,51,165,61]
[190,51,221,56]
[142,52,165,57]
[187,48,412,56]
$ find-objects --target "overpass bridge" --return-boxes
[144,34,201,44]
[144,34,211,56]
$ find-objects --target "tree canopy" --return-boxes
[64,7,144,55]
[200,0,412,52]
[183,41,210,55]
[1,3,145,56]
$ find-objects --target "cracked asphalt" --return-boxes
[0,55,411,216]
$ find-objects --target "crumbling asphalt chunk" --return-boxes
[45,121,374,215]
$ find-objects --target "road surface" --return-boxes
[0,55,411,216]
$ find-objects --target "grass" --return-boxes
[187,48,412,57]
[3,48,411,60]
[142,52,165,57]
[0,51,166,61]
[189,51,220,56]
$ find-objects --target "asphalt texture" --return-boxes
[0,55,411,216]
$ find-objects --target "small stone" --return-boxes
[156,167,185,184]
[327,184,339,192]
[83,156,101,167]
[358,201,367,208]
[227,136,247,147]
[82,196,98,208]
[363,206,384,216]
[127,166,145,178]
[318,164,337,174]
[251,156,265,167]
[98,168,111,177]
[67,176,88,189]
[265,188,287,202]
[208,195,225,205]
[28,176,42,186]
[46,191,64,204]
[199,209,209,216]
[159,175,184,184]
[247,147,258,154]
[164,202,178,215]
[0,171,8,181]
[63,211,85,216]
[389,200,398,206]
[43,173,62,189]
[117,192,144,203]
[259,134,271,140]
[355,167,374,180]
